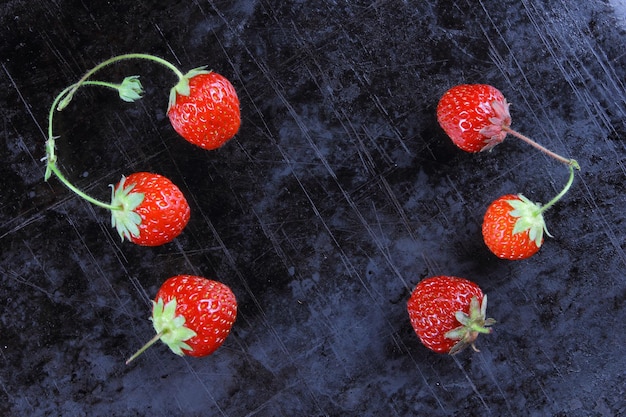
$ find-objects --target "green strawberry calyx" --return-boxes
[507,194,551,248]
[118,75,144,102]
[125,297,197,365]
[445,295,496,355]
[110,176,145,242]
[168,66,212,112]
[151,297,197,355]
[505,163,577,248]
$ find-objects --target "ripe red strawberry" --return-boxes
[126,275,237,364]
[436,84,579,168]
[167,68,241,150]
[482,194,550,260]
[110,172,190,246]
[407,276,495,354]
[437,84,511,153]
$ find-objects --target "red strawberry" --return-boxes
[167,68,241,150]
[437,84,511,153]
[407,276,495,354]
[126,275,237,364]
[436,84,579,168]
[482,193,550,260]
[110,172,190,246]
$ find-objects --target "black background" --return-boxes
[2,1,626,416]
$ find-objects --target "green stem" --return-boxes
[82,80,122,91]
[47,164,118,210]
[502,126,580,170]
[45,81,122,211]
[540,164,576,214]
[126,331,165,365]
[58,53,184,110]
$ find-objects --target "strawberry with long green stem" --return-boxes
[482,163,577,260]
[55,53,240,149]
[436,84,579,169]
[45,83,191,247]
[46,112,189,246]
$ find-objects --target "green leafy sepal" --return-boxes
[43,136,59,181]
[118,76,144,102]
[445,295,496,355]
[167,66,212,111]
[507,194,552,247]
[110,175,145,242]
[151,297,197,356]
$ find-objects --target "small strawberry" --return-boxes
[407,276,495,354]
[437,84,579,168]
[126,275,237,364]
[437,84,510,153]
[168,68,241,150]
[110,172,190,246]
[482,194,549,260]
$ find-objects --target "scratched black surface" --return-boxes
[2,0,626,416]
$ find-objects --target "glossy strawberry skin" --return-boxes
[482,194,542,260]
[437,84,511,152]
[155,275,237,357]
[407,276,486,354]
[114,172,190,246]
[168,72,240,150]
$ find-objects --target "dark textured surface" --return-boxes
[2,1,626,416]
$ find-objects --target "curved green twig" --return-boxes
[540,163,577,214]
[45,82,123,210]
[58,53,184,110]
